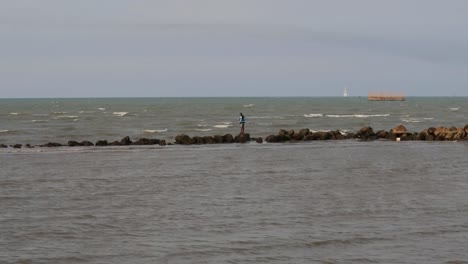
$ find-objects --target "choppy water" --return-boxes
[2,97,468,263]
[1,97,467,145]
[2,142,468,264]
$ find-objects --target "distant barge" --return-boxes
[368,92,405,101]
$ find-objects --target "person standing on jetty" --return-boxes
[239,113,246,133]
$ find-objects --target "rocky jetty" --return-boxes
[2,125,468,149]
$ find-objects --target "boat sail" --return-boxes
[343,87,348,97]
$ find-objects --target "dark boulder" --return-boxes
[256,137,263,143]
[235,133,250,143]
[120,136,132,145]
[81,141,94,146]
[159,140,167,146]
[175,134,192,145]
[132,138,160,145]
[203,136,215,144]
[298,128,310,137]
[68,140,82,147]
[376,130,388,139]
[109,141,121,146]
[25,144,34,148]
[192,136,205,144]
[265,135,279,143]
[213,135,224,143]
[223,134,234,143]
[1,144,8,148]
[12,144,22,148]
[95,140,108,146]
[41,142,62,147]
[355,126,376,140]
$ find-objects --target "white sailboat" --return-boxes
[343,87,348,97]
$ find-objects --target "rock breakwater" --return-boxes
[2,125,468,149]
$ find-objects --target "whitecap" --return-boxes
[243,104,255,107]
[195,128,212,132]
[221,122,233,125]
[113,112,128,117]
[31,120,48,123]
[304,114,323,118]
[79,110,95,114]
[9,113,19,115]
[214,124,232,128]
[144,129,168,133]
[55,115,79,119]
[327,114,390,118]
[450,107,460,111]
[0,129,10,133]
[52,111,68,115]
[98,108,106,111]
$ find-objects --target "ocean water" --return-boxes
[1,97,467,145]
[1,97,468,264]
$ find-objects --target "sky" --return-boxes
[1,0,468,98]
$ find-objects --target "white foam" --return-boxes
[402,117,434,123]
[0,129,10,133]
[304,114,323,118]
[9,113,19,115]
[326,114,390,118]
[55,115,79,119]
[450,107,460,111]
[52,111,68,114]
[98,108,106,111]
[195,128,212,132]
[144,129,168,133]
[243,104,255,107]
[214,124,232,128]
[113,112,128,117]
[31,120,48,123]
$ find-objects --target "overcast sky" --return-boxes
[1,0,468,98]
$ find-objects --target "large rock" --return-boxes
[192,136,205,144]
[12,144,22,148]
[0,144,8,148]
[175,134,192,145]
[203,136,215,144]
[158,140,167,146]
[255,137,263,143]
[355,126,375,140]
[132,138,160,145]
[376,130,388,139]
[120,136,132,145]
[81,141,94,146]
[298,128,310,137]
[390,125,407,136]
[235,133,250,143]
[265,135,279,143]
[41,142,62,147]
[68,140,82,147]
[213,135,224,143]
[95,140,108,146]
[223,134,234,143]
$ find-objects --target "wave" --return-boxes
[144,129,168,133]
[9,113,19,115]
[243,104,255,107]
[450,107,460,111]
[326,114,390,118]
[0,129,12,133]
[304,113,323,118]
[55,115,79,119]
[98,108,106,111]
[113,112,128,117]
[79,110,96,114]
[195,128,213,132]
[32,113,49,116]
[214,124,233,128]
[31,120,48,123]
[402,117,434,123]
[52,111,68,114]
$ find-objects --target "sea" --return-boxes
[1,97,468,264]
